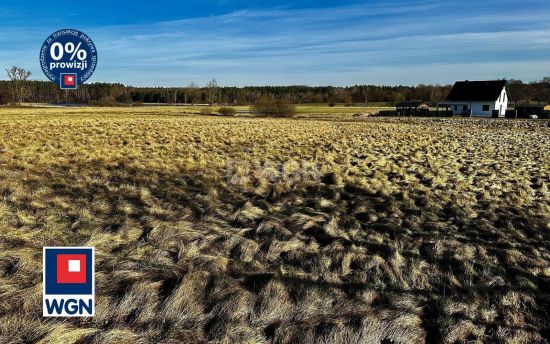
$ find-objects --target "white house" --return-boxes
[443,80,508,117]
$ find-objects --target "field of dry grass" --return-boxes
[0,108,548,343]
[19,104,389,118]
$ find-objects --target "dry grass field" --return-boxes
[0,107,549,343]
[20,104,390,118]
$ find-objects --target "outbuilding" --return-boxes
[515,105,545,118]
[395,101,431,116]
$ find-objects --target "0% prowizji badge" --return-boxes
[39,29,97,89]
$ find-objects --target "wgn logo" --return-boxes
[43,247,95,317]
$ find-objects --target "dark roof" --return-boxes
[395,101,431,108]
[446,80,506,101]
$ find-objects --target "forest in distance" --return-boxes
[1,77,550,106]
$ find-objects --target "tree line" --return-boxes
[2,66,549,106]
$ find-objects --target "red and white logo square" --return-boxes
[56,254,87,284]
[64,74,75,86]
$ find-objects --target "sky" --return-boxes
[0,0,549,86]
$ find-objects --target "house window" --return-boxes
[483,105,490,111]
[463,105,468,111]
[454,105,457,111]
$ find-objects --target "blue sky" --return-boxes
[1,0,549,86]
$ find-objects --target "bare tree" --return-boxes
[186,82,199,104]
[206,79,219,105]
[6,66,32,105]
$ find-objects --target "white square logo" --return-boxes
[68,260,80,272]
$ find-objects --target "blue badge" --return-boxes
[39,29,98,90]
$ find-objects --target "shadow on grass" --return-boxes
[1,160,549,343]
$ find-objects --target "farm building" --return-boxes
[395,101,431,116]
[440,80,508,117]
[515,105,545,118]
